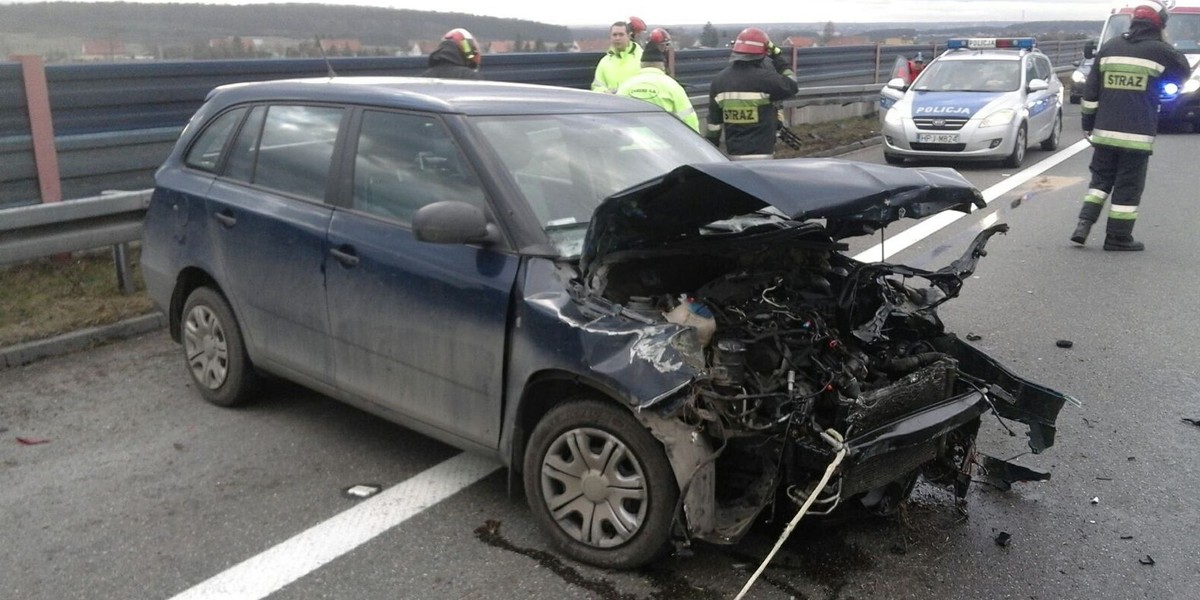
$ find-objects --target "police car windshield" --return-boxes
[915,59,1022,92]
[471,112,727,257]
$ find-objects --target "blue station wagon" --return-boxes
[142,77,1073,569]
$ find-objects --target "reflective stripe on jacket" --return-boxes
[616,67,700,132]
[591,44,643,93]
[1082,26,1190,152]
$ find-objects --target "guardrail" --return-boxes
[0,40,1088,293]
[1,40,1087,210]
[0,189,151,293]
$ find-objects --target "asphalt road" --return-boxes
[3,104,1199,600]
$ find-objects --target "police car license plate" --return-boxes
[917,133,958,143]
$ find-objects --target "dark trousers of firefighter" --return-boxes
[1078,145,1149,238]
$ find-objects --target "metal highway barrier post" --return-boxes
[0,190,152,294]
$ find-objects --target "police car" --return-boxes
[879,38,1063,168]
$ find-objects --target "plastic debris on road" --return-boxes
[342,484,382,499]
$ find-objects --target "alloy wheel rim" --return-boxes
[540,427,648,548]
[183,305,229,390]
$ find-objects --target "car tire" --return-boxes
[181,287,259,407]
[1002,123,1027,169]
[1040,111,1062,151]
[883,152,905,165]
[523,398,678,569]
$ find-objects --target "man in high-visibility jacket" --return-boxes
[592,20,643,93]
[1070,3,1189,251]
[617,29,699,132]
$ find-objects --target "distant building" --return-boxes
[574,39,610,53]
[783,36,817,48]
[825,35,872,47]
[319,38,363,53]
[80,39,126,61]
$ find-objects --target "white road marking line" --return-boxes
[854,138,1092,263]
[168,452,501,600]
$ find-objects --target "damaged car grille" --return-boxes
[581,219,1075,547]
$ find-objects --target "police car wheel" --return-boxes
[1003,123,1027,169]
[884,152,905,165]
[1040,112,1061,152]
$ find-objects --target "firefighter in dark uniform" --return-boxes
[1071,4,1190,251]
[423,28,481,80]
[705,27,799,159]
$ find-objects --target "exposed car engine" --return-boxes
[585,219,1035,541]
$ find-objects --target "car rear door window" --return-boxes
[222,104,344,202]
[184,107,246,172]
[351,110,486,224]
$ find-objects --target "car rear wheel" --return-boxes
[883,152,905,165]
[523,399,678,569]
[1041,111,1062,151]
[1003,123,1027,169]
[181,287,258,407]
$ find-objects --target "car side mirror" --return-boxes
[413,201,501,246]
[886,77,907,91]
[1083,39,1096,59]
[1027,79,1050,93]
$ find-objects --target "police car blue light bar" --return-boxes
[946,37,1036,50]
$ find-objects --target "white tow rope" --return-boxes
[734,429,847,600]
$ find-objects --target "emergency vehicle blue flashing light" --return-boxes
[946,37,1037,50]
[1161,81,1180,99]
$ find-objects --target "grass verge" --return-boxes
[0,245,154,347]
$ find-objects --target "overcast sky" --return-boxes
[0,0,1133,25]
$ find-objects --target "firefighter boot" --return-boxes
[1103,235,1145,251]
[1104,213,1143,251]
[1070,220,1093,245]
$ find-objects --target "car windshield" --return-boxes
[471,112,727,257]
[914,59,1022,92]
[1168,14,1200,52]
[1101,13,1200,52]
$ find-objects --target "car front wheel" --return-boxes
[523,399,678,569]
[181,287,258,407]
[1003,123,1027,169]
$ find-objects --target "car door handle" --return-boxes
[330,246,360,267]
[214,210,236,227]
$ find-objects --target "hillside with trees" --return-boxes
[0,2,571,51]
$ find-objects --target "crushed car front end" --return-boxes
[567,158,1075,547]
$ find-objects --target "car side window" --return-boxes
[184,107,246,173]
[1024,58,1039,86]
[351,110,486,224]
[225,106,266,183]
[222,104,343,202]
[255,105,344,201]
[1036,57,1053,82]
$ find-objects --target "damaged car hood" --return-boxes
[581,158,983,275]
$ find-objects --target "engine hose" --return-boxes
[734,429,847,600]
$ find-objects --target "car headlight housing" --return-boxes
[1071,71,1087,83]
[884,108,904,126]
[979,109,1015,128]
